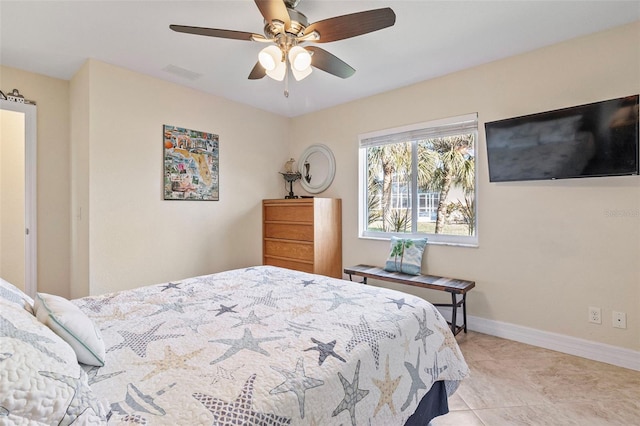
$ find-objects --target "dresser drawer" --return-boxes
[264,257,314,274]
[264,204,313,222]
[264,223,313,241]
[264,240,313,261]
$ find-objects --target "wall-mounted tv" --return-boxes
[485,95,639,182]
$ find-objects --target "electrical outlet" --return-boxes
[612,311,627,329]
[589,307,601,324]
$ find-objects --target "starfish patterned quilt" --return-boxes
[75,266,469,425]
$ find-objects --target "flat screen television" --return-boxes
[485,95,639,182]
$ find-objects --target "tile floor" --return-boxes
[430,332,640,426]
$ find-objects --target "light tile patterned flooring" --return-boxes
[431,332,640,425]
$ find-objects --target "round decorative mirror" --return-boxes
[298,144,336,194]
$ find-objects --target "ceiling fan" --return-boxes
[170,0,395,96]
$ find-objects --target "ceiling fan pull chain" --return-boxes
[284,58,290,98]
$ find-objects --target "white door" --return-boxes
[0,99,37,297]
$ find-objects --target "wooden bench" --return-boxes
[344,264,475,336]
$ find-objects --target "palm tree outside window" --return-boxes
[358,113,478,246]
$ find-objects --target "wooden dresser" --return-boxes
[262,198,342,278]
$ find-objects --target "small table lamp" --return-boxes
[280,158,301,199]
[280,172,302,199]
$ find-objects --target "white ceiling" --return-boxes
[1,1,638,117]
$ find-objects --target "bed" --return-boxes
[1,266,469,425]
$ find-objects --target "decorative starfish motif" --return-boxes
[432,305,443,321]
[401,351,426,412]
[280,319,320,337]
[331,360,369,426]
[97,305,148,323]
[80,294,117,313]
[209,328,283,365]
[232,310,271,328]
[205,364,243,385]
[270,357,324,418]
[251,275,275,288]
[304,337,346,366]
[336,315,396,368]
[401,334,412,356]
[160,282,181,292]
[359,285,385,297]
[171,315,217,333]
[372,355,402,416]
[84,366,125,385]
[289,303,315,318]
[277,341,295,352]
[148,299,194,317]
[39,371,104,424]
[246,290,290,309]
[187,289,229,304]
[120,414,146,424]
[214,303,238,316]
[0,316,65,363]
[377,310,405,336]
[306,414,321,426]
[320,292,364,311]
[224,280,244,294]
[193,374,291,425]
[111,382,175,418]
[0,287,26,306]
[321,281,342,292]
[137,345,204,381]
[434,323,464,360]
[386,297,414,310]
[414,308,434,354]
[424,353,448,381]
[108,323,183,358]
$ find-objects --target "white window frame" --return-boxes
[358,113,478,247]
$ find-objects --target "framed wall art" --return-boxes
[163,125,219,200]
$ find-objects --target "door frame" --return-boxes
[1,99,37,297]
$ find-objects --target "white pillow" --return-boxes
[34,292,106,366]
[0,298,108,424]
[1,277,35,313]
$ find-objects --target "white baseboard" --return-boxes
[437,308,640,371]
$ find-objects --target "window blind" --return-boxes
[359,113,478,148]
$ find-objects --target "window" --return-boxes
[358,113,478,246]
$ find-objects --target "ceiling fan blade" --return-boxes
[305,8,396,43]
[170,25,260,41]
[248,61,267,80]
[254,0,290,28]
[306,46,355,79]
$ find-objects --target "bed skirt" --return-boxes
[405,380,449,425]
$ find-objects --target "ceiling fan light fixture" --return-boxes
[266,61,287,81]
[258,45,282,71]
[291,65,312,81]
[288,46,312,72]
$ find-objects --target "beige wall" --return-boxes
[0,66,70,297]
[70,60,290,296]
[2,22,638,353]
[69,62,91,298]
[289,22,640,351]
[0,110,25,288]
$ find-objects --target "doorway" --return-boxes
[0,99,37,297]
